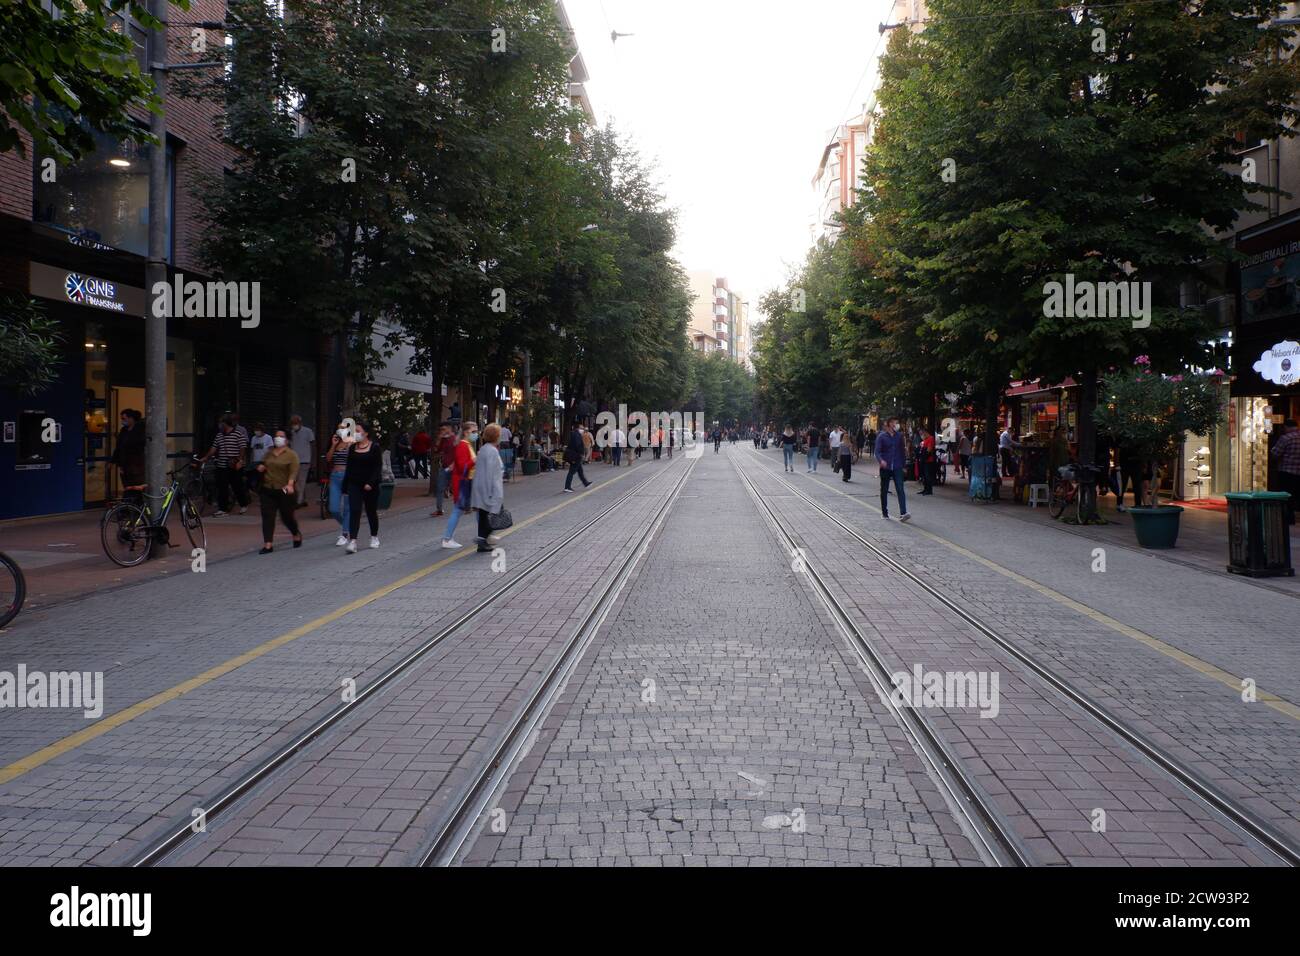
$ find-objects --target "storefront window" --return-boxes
[32,124,173,260]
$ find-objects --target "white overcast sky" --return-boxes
[565,0,896,321]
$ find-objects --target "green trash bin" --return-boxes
[377,480,396,511]
[1225,491,1294,577]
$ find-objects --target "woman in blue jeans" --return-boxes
[780,426,797,472]
[325,423,352,544]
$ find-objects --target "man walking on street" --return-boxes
[875,417,910,522]
[564,422,592,492]
[289,414,314,506]
[1271,419,1300,526]
[198,415,250,516]
[805,422,821,473]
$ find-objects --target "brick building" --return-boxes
[0,2,328,519]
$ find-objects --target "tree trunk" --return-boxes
[1077,367,1099,522]
[983,381,1000,458]
[425,345,444,497]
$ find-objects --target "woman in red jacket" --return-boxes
[440,420,479,549]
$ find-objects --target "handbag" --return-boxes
[487,508,513,531]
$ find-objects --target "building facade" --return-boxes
[0,1,327,521]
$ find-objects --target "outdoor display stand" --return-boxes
[1225,491,1294,577]
[1013,445,1048,503]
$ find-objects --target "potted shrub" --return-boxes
[1092,357,1223,548]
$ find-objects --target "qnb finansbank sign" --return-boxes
[29,262,145,316]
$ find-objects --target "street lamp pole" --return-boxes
[144,0,170,497]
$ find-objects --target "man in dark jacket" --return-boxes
[875,417,910,521]
[112,409,147,491]
[563,424,591,492]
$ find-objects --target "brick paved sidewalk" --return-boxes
[929,468,1300,595]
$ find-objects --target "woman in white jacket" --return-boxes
[470,422,506,553]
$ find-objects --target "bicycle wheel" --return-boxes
[102,502,153,567]
[0,551,25,629]
[181,473,206,515]
[180,495,207,551]
[1048,482,1069,519]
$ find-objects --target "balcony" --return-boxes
[714,304,727,317]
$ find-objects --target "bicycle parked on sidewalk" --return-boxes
[0,551,25,628]
[101,463,207,567]
[1049,462,1105,523]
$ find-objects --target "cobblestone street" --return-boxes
[2,448,1294,868]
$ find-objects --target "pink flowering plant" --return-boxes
[1092,359,1223,506]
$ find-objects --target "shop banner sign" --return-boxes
[1240,240,1300,324]
[1253,340,1300,387]
[29,262,145,317]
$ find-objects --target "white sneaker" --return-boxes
[345,539,357,553]
[369,537,380,549]
[563,488,574,493]
[336,534,348,546]
[899,513,912,523]
[238,506,247,515]
[441,539,462,550]
[881,513,891,520]
[212,510,228,517]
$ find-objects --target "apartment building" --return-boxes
[810,1,927,243]
[687,270,752,367]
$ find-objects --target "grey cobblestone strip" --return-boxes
[463,450,982,867]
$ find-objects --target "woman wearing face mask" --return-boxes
[255,427,303,554]
[342,420,383,554]
[440,420,479,550]
[326,421,353,545]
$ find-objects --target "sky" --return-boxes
[565,0,896,322]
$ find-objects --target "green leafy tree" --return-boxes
[1093,359,1224,506]
[0,293,64,395]
[849,0,1298,515]
[0,0,182,161]
[357,386,430,450]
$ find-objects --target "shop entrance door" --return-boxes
[104,386,146,500]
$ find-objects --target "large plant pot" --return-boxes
[521,458,540,476]
[1128,505,1183,549]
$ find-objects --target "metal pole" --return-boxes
[144,0,170,495]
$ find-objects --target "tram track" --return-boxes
[737,447,1300,867]
[128,456,693,867]
[730,454,1029,867]
[419,455,699,866]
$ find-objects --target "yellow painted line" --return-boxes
[0,463,652,785]
[745,449,1300,723]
